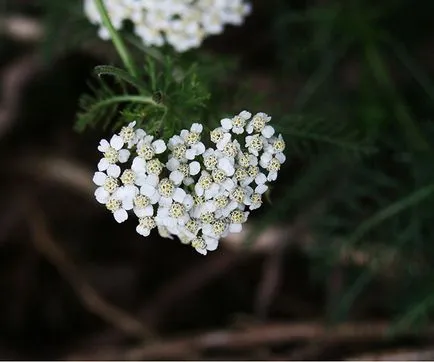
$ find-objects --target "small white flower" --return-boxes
[246,112,275,138]
[119,121,146,148]
[167,158,201,186]
[136,215,157,237]
[253,172,269,194]
[105,194,132,223]
[202,219,229,239]
[245,134,264,156]
[97,135,130,175]
[137,135,167,160]
[195,171,220,200]
[228,209,249,233]
[191,235,219,255]
[264,134,286,155]
[180,123,206,159]
[220,110,251,134]
[259,152,285,181]
[93,171,120,204]
[245,193,262,210]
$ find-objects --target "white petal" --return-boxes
[189,161,201,175]
[276,152,286,163]
[118,149,130,163]
[255,184,268,194]
[135,128,146,140]
[166,218,177,228]
[260,152,273,163]
[222,178,235,191]
[180,129,188,139]
[95,188,109,204]
[194,142,205,155]
[184,177,194,186]
[170,170,184,185]
[110,135,124,150]
[229,223,242,233]
[122,198,134,210]
[132,157,146,172]
[191,123,203,133]
[268,171,278,181]
[152,139,167,154]
[107,164,121,178]
[136,225,150,236]
[135,172,148,186]
[195,247,207,255]
[246,124,254,134]
[218,158,234,176]
[195,184,203,196]
[93,172,107,186]
[239,110,252,119]
[98,139,110,152]
[146,174,159,187]
[114,209,128,223]
[166,157,180,171]
[206,237,219,251]
[262,125,275,138]
[255,173,267,185]
[202,224,213,236]
[221,118,232,130]
[97,158,109,171]
[173,188,186,203]
[233,126,244,135]
[140,184,156,197]
[159,197,173,207]
[185,149,196,160]
[183,195,194,209]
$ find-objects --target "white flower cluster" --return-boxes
[84,0,252,52]
[93,111,286,255]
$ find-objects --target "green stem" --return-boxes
[91,95,163,110]
[94,0,138,78]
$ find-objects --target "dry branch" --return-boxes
[125,321,434,360]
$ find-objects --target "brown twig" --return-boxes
[26,202,153,339]
[125,321,434,360]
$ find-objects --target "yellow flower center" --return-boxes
[146,159,163,175]
[139,216,156,229]
[134,195,150,208]
[103,177,119,193]
[169,202,185,218]
[104,148,119,163]
[137,144,155,160]
[120,169,135,185]
[120,126,134,142]
[230,209,245,224]
[191,236,206,249]
[158,178,175,198]
[106,198,121,212]
[231,187,246,203]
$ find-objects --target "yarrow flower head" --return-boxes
[92,110,285,255]
[84,0,252,52]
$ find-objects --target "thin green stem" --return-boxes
[91,95,164,111]
[94,0,138,77]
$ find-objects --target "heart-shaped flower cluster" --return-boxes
[93,111,286,254]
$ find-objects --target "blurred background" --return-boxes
[1,0,434,359]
